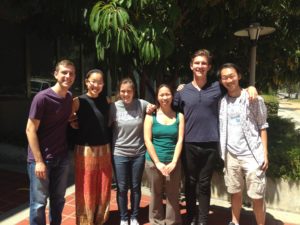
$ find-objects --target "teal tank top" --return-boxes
[146,113,179,163]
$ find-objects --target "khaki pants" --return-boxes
[145,160,182,225]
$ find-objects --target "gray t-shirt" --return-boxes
[109,98,149,157]
[227,95,251,156]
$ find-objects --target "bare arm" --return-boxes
[26,118,47,179]
[165,113,185,174]
[69,97,80,129]
[260,128,268,171]
[144,114,167,176]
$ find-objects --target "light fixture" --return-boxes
[234,23,275,85]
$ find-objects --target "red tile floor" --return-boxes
[14,190,297,225]
[0,169,297,225]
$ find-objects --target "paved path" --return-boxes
[278,100,300,129]
[1,185,299,225]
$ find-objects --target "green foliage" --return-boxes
[262,94,279,115]
[87,0,300,94]
[89,0,178,70]
[90,1,137,59]
[267,116,300,180]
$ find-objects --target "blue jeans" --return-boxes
[27,157,70,225]
[113,154,145,221]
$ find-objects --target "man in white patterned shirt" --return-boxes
[218,63,269,225]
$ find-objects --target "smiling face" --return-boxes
[54,64,76,91]
[85,72,104,97]
[220,67,241,94]
[157,85,173,108]
[190,55,211,80]
[119,82,134,104]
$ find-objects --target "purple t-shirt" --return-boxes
[27,88,72,162]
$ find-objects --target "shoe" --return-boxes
[120,220,129,225]
[130,218,139,225]
[228,222,236,225]
[189,219,197,225]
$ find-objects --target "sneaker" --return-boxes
[130,218,140,225]
[228,222,236,225]
[120,220,129,225]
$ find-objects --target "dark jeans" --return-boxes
[27,157,70,225]
[182,142,218,225]
[113,154,145,221]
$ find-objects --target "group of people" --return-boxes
[26,49,269,225]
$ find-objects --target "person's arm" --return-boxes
[260,129,268,171]
[144,114,167,176]
[218,79,258,100]
[252,96,269,171]
[173,91,183,113]
[165,113,185,175]
[26,118,47,179]
[69,97,80,129]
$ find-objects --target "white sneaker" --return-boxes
[130,218,139,225]
[120,220,129,225]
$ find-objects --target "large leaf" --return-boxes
[89,1,105,32]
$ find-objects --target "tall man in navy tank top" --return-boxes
[26,59,76,225]
[173,50,257,225]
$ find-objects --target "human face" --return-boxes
[220,67,241,93]
[190,55,211,80]
[119,83,134,104]
[157,86,172,108]
[54,64,76,90]
[85,73,104,97]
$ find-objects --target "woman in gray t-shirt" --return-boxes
[109,77,151,225]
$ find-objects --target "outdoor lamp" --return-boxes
[234,23,275,85]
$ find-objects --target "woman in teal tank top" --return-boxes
[144,84,185,225]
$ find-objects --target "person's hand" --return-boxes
[261,157,269,172]
[146,104,156,115]
[247,86,258,101]
[70,120,79,129]
[176,84,185,91]
[35,161,47,179]
[165,161,177,175]
[69,113,79,129]
[155,162,168,176]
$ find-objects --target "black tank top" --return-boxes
[76,94,109,146]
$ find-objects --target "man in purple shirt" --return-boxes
[26,59,76,225]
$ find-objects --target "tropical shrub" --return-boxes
[262,94,279,116]
[267,115,300,180]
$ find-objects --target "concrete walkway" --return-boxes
[278,99,300,129]
[1,185,300,225]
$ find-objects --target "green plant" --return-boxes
[267,115,300,180]
[262,94,279,116]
